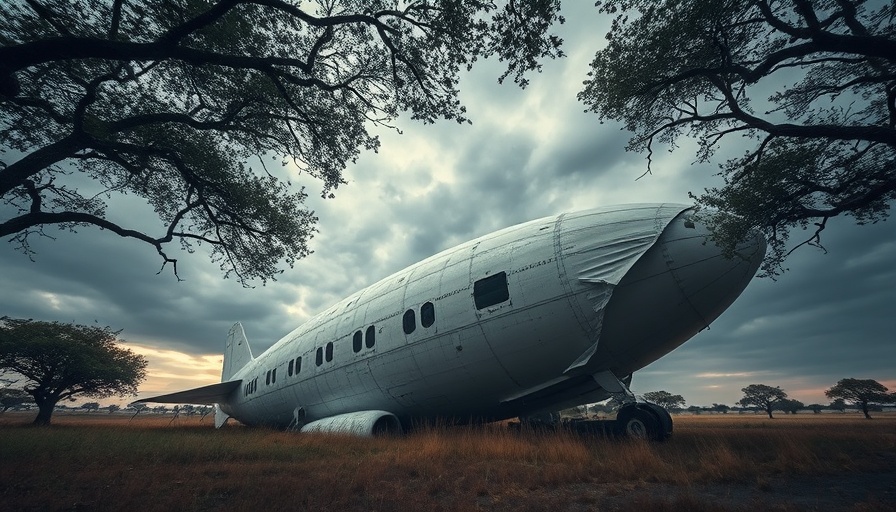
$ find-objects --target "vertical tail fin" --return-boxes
[221,322,253,381]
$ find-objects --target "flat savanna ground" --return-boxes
[1,412,894,512]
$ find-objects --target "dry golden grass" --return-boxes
[1,411,894,511]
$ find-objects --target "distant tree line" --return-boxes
[734,379,895,419]
[625,379,895,419]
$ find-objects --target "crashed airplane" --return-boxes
[138,203,765,440]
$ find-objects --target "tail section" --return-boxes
[222,322,254,381]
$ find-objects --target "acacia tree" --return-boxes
[0,317,147,425]
[642,390,686,410]
[81,401,101,412]
[0,0,563,284]
[825,378,893,419]
[579,0,896,276]
[737,383,787,418]
[776,398,804,414]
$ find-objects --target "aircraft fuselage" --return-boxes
[214,204,764,429]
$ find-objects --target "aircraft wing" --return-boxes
[135,380,241,405]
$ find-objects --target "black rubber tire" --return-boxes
[618,407,660,440]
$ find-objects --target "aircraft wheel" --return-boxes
[618,407,660,441]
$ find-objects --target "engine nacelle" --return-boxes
[299,410,403,436]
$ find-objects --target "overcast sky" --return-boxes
[1,3,893,408]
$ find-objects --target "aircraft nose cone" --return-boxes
[594,210,766,375]
[658,212,766,323]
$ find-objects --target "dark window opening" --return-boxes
[403,309,416,334]
[296,356,302,374]
[316,347,323,366]
[288,359,294,376]
[325,342,333,362]
[353,330,362,353]
[365,325,376,348]
[474,271,509,309]
[421,302,435,328]
[271,368,276,383]
[265,370,271,386]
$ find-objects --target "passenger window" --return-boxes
[265,370,271,385]
[353,330,362,353]
[272,368,276,383]
[316,347,323,366]
[288,359,294,376]
[403,309,416,334]
[296,356,302,374]
[325,342,333,362]
[421,302,435,328]
[365,325,375,348]
[474,271,509,309]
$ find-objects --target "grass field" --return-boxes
[1,412,894,511]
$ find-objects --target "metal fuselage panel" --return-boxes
[220,204,762,427]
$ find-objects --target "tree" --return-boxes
[0,317,147,425]
[642,390,686,410]
[1,1,564,284]
[106,404,120,414]
[737,384,787,418]
[806,403,824,414]
[579,0,896,276]
[1,387,32,412]
[81,401,101,412]
[829,397,847,413]
[776,398,804,415]
[825,378,894,419]
[711,403,731,414]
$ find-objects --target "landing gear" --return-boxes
[616,403,672,441]
[592,370,673,441]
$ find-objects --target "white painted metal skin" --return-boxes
[139,204,765,432]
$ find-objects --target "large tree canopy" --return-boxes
[825,377,893,419]
[579,0,895,276]
[0,317,148,425]
[0,0,563,283]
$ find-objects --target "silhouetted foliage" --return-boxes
[806,403,824,414]
[829,397,847,412]
[825,378,893,419]
[711,403,731,414]
[0,386,32,412]
[776,398,805,415]
[579,0,896,276]
[737,384,787,419]
[643,390,686,410]
[1,0,563,284]
[0,317,147,425]
[81,401,100,412]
